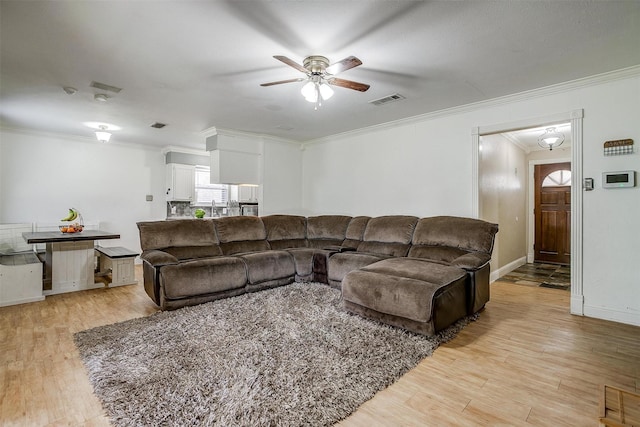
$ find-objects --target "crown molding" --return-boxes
[303,65,640,146]
[200,126,301,147]
[160,145,208,156]
[501,133,531,154]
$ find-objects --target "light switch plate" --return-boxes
[583,178,594,191]
[146,194,153,201]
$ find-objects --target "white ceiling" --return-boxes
[504,122,572,152]
[1,1,639,150]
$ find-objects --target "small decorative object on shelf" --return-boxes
[604,139,633,156]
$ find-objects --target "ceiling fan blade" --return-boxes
[273,55,308,74]
[260,77,305,87]
[325,56,362,75]
[326,77,370,92]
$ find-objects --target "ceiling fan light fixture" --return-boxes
[263,55,368,108]
[301,81,318,102]
[538,127,565,150]
[319,83,334,100]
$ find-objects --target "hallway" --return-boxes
[499,263,571,290]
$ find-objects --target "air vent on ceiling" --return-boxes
[150,122,167,129]
[369,93,406,106]
[90,81,122,93]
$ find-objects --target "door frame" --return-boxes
[527,158,570,264]
[472,108,584,316]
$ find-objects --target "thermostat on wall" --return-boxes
[602,170,635,188]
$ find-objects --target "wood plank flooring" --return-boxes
[1,267,638,426]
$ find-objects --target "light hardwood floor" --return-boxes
[1,267,638,426]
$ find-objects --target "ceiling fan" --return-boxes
[261,55,370,108]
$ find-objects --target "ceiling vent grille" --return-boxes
[369,93,406,106]
[90,81,122,93]
[150,122,167,129]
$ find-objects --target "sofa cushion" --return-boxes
[327,252,387,284]
[406,246,468,264]
[306,215,351,248]
[159,257,247,299]
[357,215,418,256]
[239,250,296,285]
[450,252,492,270]
[410,216,498,254]
[163,245,223,260]
[214,216,270,255]
[140,249,178,266]
[362,215,418,244]
[361,258,463,284]
[215,216,266,242]
[262,215,308,249]
[285,247,336,280]
[137,219,218,251]
[343,259,467,323]
[220,240,270,255]
[307,215,351,239]
[357,241,412,257]
[285,248,316,278]
[342,216,370,249]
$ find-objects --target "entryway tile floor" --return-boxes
[499,262,571,290]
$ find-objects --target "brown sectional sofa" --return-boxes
[137,214,498,335]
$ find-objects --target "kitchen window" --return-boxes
[194,166,229,206]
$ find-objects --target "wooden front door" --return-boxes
[534,162,571,265]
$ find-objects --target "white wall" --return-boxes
[302,116,471,217]
[0,130,304,253]
[261,137,303,215]
[0,130,167,254]
[479,134,527,273]
[302,71,640,326]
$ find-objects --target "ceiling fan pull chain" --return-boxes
[315,83,321,110]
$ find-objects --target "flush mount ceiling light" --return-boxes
[83,122,120,142]
[84,122,121,131]
[94,93,109,102]
[261,55,370,110]
[95,125,111,143]
[538,127,565,151]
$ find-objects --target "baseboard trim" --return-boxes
[570,294,584,316]
[583,304,640,327]
[0,295,45,307]
[491,256,527,283]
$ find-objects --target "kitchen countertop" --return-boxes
[166,216,223,220]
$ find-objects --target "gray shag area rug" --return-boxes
[74,282,476,427]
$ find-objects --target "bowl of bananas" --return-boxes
[60,208,84,233]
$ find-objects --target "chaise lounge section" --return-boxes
[137,214,498,335]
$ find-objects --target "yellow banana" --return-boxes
[61,208,78,222]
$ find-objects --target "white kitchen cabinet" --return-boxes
[166,164,195,201]
[238,185,259,202]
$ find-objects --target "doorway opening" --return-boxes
[472,109,585,315]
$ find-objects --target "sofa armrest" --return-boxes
[140,249,179,267]
[450,252,491,271]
